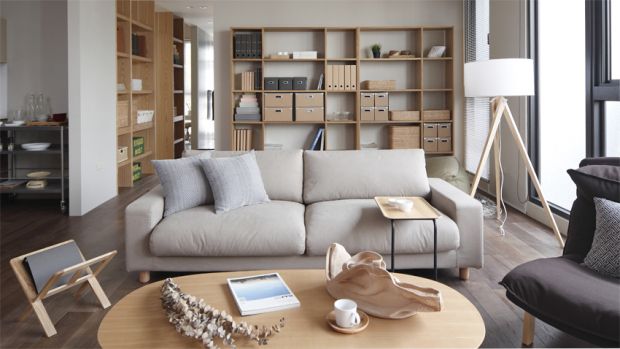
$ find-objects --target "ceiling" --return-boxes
[155,0,213,31]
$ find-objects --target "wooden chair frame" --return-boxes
[10,240,117,337]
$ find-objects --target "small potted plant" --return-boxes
[371,44,381,58]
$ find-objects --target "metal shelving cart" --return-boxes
[0,125,68,212]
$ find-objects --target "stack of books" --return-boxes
[233,129,253,151]
[227,273,300,316]
[234,32,262,58]
[238,67,261,91]
[235,93,261,121]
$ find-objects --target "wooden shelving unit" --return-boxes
[116,0,156,188]
[229,26,455,153]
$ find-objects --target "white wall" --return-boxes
[67,0,117,216]
[213,0,464,154]
[0,0,68,115]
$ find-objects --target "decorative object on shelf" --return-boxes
[325,243,442,319]
[269,52,290,60]
[131,79,143,91]
[26,171,51,179]
[136,110,154,124]
[361,80,396,90]
[21,142,51,151]
[465,58,564,247]
[5,120,25,126]
[117,83,126,92]
[427,46,446,58]
[117,146,128,163]
[161,278,286,349]
[292,51,317,59]
[173,45,181,64]
[371,44,381,59]
[26,179,47,189]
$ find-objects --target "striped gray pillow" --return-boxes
[200,151,270,213]
[584,197,620,278]
[152,153,213,217]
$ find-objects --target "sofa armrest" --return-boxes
[429,178,483,268]
[125,185,164,272]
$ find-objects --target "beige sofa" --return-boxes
[126,149,483,283]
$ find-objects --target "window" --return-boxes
[529,0,620,213]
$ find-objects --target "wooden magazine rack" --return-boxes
[10,240,117,337]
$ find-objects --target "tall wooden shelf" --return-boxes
[116,0,156,188]
[230,26,455,153]
[155,13,185,160]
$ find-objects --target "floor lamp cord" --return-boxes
[498,129,508,236]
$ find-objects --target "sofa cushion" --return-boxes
[211,150,303,203]
[305,199,459,256]
[584,197,620,277]
[500,257,620,345]
[150,200,305,257]
[565,164,620,260]
[303,150,430,204]
[200,151,270,213]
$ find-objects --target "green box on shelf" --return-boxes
[132,162,142,182]
[132,136,145,157]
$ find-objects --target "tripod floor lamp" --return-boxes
[464,59,564,247]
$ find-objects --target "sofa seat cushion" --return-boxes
[501,257,620,345]
[150,200,305,257]
[305,199,459,256]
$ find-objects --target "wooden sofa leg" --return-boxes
[459,268,470,280]
[522,312,535,346]
[139,271,150,284]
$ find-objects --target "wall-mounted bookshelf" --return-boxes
[230,27,454,154]
[155,12,185,159]
[230,26,454,153]
[116,0,156,187]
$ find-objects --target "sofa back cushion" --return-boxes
[303,149,430,204]
[210,150,303,203]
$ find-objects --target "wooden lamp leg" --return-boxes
[522,312,535,346]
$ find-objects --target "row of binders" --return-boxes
[233,129,254,151]
[234,32,262,58]
[326,65,357,91]
[235,93,261,121]
[238,67,262,91]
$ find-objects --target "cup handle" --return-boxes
[350,312,361,326]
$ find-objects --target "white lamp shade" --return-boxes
[464,59,535,97]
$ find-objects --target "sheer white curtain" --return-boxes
[464,0,490,179]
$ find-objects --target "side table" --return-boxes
[374,196,441,279]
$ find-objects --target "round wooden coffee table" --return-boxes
[98,270,485,348]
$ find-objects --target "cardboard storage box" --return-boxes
[361,107,375,121]
[374,92,389,107]
[361,80,396,90]
[295,93,324,107]
[264,93,293,107]
[438,137,452,152]
[117,146,128,163]
[293,77,308,90]
[438,123,452,137]
[264,108,293,122]
[360,93,375,107]
[423,123,438,137]
[264,77,279,90]
[423,137,438,152]
[390,110,420,121]
[278,78,293,90]
[295,107,324,122]
[132,136,144,157]
[388,126,420,149]
[374,107,389,121]
[423,109,451,121]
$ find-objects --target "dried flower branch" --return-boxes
[160,278,285,349]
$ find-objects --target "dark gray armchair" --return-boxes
[500,158,620,347]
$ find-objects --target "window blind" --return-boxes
[464,0,490,179]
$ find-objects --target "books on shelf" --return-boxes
[227,273,300,316]
[238,67,262,91]
[233,128,253,151]
[309,127,325,151]
[234,32,262,58]
[235,93,261,121]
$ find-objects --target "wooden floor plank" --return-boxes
[0,180,597,348]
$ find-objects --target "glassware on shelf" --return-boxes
[24,94,36,121]
[35,93,48,122]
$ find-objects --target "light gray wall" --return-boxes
[213,0,464,155]
[0,0,68,115]
[68,0,117,215]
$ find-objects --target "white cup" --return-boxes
[334,299,361,328]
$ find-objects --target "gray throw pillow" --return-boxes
[152,153,213,217]
[200,151,270,213]
[583,197,620,278]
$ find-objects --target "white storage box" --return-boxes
[136,110,154,124]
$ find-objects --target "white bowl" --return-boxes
[396,199,414,212]
[22,142,51,151]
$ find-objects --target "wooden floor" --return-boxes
[0,176,594,349]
